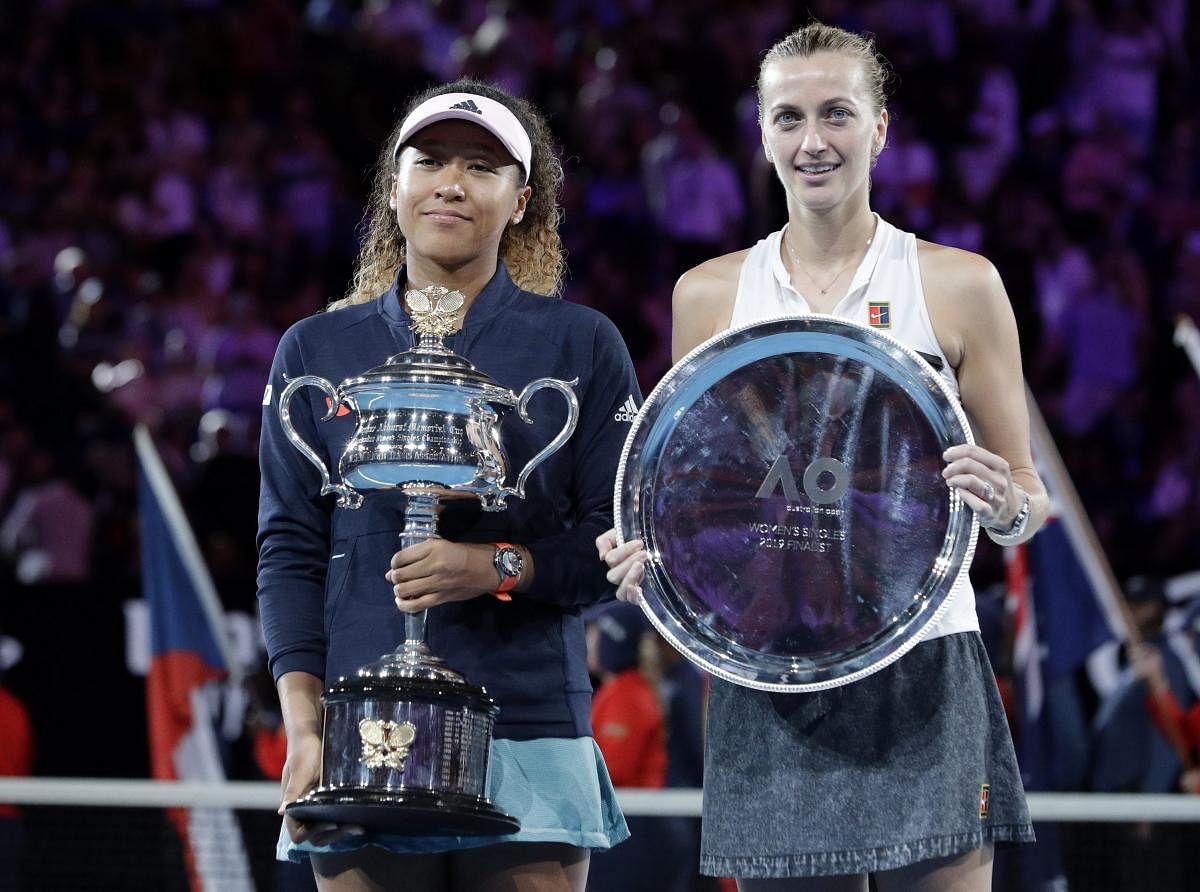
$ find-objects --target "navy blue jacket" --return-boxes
[257,264,641,739]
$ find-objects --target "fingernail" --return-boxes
[345,826,366,836]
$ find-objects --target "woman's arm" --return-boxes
[388,540,532,612]
[671,252,744,362]
[276,670,324,770]
[257,325,334,681]
[275,670,359,843]
[921,243,1049,545]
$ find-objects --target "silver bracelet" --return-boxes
[985,491,1031,544]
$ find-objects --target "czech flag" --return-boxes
[135,426,252,891]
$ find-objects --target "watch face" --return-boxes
[497,548,522,576]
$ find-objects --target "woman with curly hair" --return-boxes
[258,79,637,891]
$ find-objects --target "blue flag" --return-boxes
[1026,518,1117,682]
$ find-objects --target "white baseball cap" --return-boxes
[393,92,533,184]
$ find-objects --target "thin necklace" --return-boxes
[785,230,873,296]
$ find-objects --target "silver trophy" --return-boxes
[616,315,977,692]
[278,285,579,833]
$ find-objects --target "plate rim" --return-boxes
[613,312,979,692]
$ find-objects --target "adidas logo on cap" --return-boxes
[449,99,483,114]
[613,394,639,423]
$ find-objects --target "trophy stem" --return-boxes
[404,611,429,649]
[395,494,447,672]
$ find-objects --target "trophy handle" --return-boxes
[278,375,364,509]
[486,377,580,511]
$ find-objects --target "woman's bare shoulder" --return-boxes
[915,239,1004,304]
[915,238,1017,369]
[673,249,749,317]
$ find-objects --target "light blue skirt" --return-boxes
[278,737,629,861]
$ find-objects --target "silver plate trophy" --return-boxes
[615,315,977,693]
[279,285,579,834]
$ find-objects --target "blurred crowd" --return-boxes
[1,0,1200,888]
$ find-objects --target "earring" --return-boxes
[511,215,522,225]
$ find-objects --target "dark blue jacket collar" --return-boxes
[378,261,524,335]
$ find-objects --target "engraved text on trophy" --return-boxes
[754,454,850,505]
[347,409,468,465]
[753,453,849,552]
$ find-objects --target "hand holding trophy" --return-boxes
[276,285,578,834]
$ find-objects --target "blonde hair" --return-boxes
[758,23,891,116]
[330,80,565,310]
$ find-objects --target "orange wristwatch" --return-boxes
[491,542,523,601]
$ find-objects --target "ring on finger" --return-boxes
[981,481,995,502]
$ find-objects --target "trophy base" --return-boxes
[287,788,520,836]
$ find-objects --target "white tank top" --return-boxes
[729,215,979,640]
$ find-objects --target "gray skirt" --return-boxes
[700,632,1033,878]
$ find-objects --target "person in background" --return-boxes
[589,603,666,788]
[1132,642,1200,794]
[586,603,669,892]
[1090,576,1195,892]
[653,636,719,892]
[1093,575,1198,794]
[0,633,33,890]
